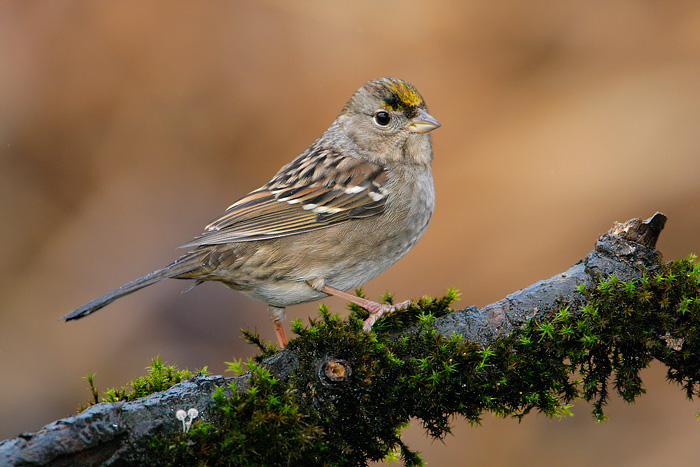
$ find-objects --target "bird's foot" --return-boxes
[361,299,412,331]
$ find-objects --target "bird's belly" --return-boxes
[235,280,326,307]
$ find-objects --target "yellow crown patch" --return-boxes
[375,78,424,111]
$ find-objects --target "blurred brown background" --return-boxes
[2,2,700,465]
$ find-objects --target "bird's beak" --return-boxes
[408,108,441,133]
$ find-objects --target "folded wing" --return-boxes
[181,149,388,247]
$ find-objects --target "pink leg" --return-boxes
[272,320,288,348]
[268,305,288,348]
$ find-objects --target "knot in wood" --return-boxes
[319,358,352,387]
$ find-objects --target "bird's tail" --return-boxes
[60,250,208,322]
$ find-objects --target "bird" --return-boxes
[61,77,440,348]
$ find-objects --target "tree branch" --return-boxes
[434,212,666,344]
[0,213,674,466]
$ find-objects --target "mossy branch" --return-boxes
[4,213,697,466]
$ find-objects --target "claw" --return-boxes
[319,284,412,331]
[361,300,412,331]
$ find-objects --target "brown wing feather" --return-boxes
[181,148,388,248]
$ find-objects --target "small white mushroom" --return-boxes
[175,409,188,432]
[176,407,199,433]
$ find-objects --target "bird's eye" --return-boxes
[374,111,391,126]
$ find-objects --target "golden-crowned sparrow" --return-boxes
[62,77,440,347]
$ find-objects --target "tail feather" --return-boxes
[61,251,207,322]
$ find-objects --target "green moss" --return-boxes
[115,256,700,465]
[548,254,700,419]
[149,361,327,467]
[80,357,207,410]
[147,293,460,466]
